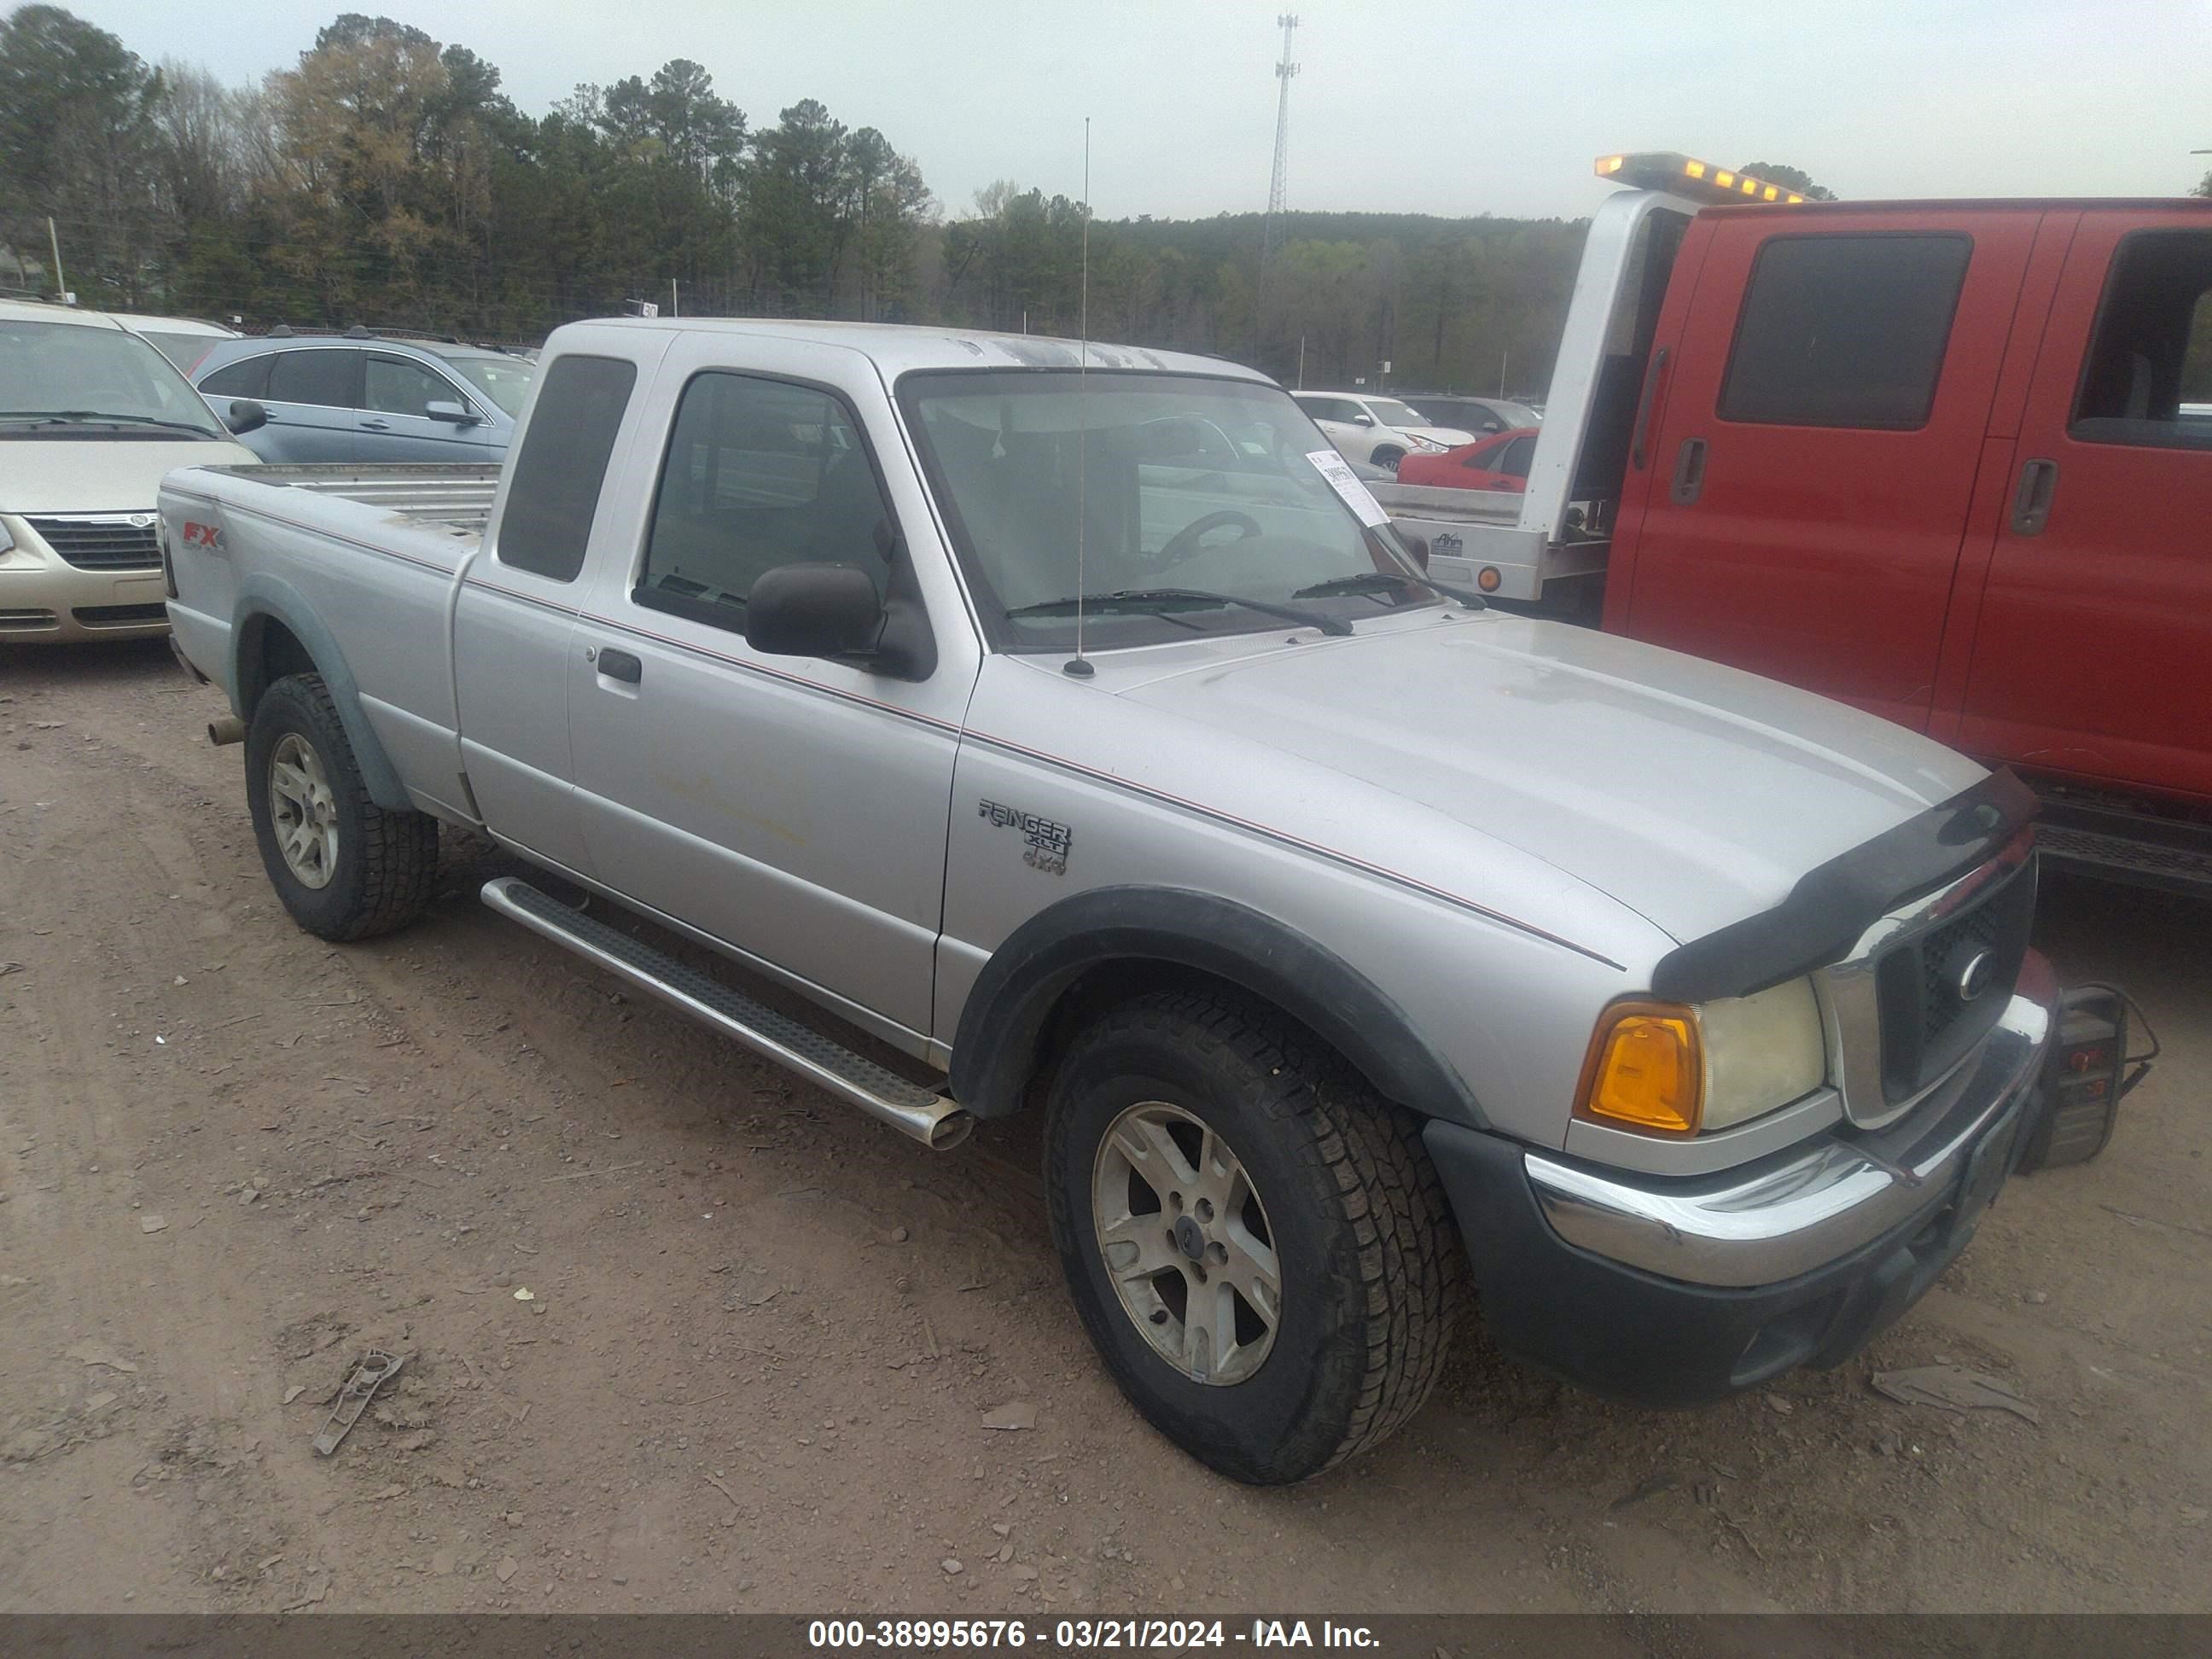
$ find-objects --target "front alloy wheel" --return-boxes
[1092,1101,1281,1385]
[1045,991,1463,1483]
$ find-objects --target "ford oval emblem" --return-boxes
[128,513,155,528]
[1954,948,1995,1004]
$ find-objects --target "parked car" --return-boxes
[190,330,535,464]
[1404,393,1545,436]
[1396,426,1540,491]
[0,298,260,644]
[1370,148,2212,899]
[1289,389,1472,470]
[108,312,241,374]
[163,317,2110,1483]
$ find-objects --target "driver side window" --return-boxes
[636,372,894,634]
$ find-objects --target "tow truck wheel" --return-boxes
[245,672,439,942]
[1043,990,1463,1484]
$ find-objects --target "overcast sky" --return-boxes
[68,0,2212,221]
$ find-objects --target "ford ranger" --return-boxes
[163,318,2084,1483]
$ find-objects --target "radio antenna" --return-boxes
[1065,117,1096,678]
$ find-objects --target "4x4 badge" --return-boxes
[978,799,1072,876]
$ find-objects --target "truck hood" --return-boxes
[1,436,259,515]
[1117,614,1987,946]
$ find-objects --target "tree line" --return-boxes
[2,4,1860,397]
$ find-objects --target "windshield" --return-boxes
[1365,399,1430,429]
[440,352,535,417]
[132,330,224,372]
[0,319,226,437]
[899,370,1436,652]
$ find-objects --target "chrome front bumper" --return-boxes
[1525,950,2058,1289]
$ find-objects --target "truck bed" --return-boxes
[1365,480,1525,526]
[205,462,501,541]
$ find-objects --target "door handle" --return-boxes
[595,647,642,684]
[358,419,391,431]
[2011,458,2058,537]
[1670,436,1708,505]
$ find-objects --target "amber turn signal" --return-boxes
[1575,1002,1703,1135]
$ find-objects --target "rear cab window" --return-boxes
[497,353,637,583]
[1719,234,1973,428]
[2071,229,2212,451]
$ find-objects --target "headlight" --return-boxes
[1412,435,1447,451]
[1575,977,1826,1137]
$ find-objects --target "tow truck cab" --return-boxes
[1391,154,2212,894]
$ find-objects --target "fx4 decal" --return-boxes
[181,521,224,550]
[979,799,1073,876]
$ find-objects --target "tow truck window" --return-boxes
[2070,230,2212,452]
[498,353,637,583]
[635,372,894,632]
[1718,234,1971,429]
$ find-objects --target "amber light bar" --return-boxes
[1595,152,1807,206]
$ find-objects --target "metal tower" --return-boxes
[1263,15,1300,264]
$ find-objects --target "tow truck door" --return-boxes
[1956,209,2212,799]
[1611,208,2037,731]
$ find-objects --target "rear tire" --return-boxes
[1043,990,1463,1484]
[245,672,439,941]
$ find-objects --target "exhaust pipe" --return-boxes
[207,715,246,747]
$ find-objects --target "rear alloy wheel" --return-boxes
[245,672,439,941]
[1045,991,1463,1484]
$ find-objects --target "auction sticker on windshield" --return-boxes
[1306,449,1391,528]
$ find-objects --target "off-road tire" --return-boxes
[245,672,439,941]
[1044,990,1464,1484]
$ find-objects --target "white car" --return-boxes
[108,311,242,375]
[1,299,261,644]
[1290,390,1474,471]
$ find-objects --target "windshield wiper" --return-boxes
[0,410,219,436]
[1006,586,1353,637]
[1293,570,1488,610]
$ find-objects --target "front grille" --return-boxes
[71,602,169,628]
[1873,855,2038,1102]
[26,515,161,570]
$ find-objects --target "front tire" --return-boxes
[1044,991,1462,1483]
[1370,445,1406,472]
[245,672,439,941]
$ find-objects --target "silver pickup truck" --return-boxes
[162,319,2071,1484]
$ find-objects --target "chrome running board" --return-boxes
[480,876,972,1150]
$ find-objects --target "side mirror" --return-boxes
[425,399,480,426]
[745,562,883,661]
[1351,414,1374,428]
[225,399,269,436]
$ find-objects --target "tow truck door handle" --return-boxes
[2011,458,2058,536]
[1670,436,1708,505]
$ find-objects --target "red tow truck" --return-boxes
[1375,152,2212,897]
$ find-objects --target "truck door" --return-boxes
[1611,210,2037,730]
[1958,212,2212,800]
[453,350,649,877]
[565,336,977,1046]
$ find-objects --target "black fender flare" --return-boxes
[947,886,1484,1127]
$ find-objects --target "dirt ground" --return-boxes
[2,637,2207,1620]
